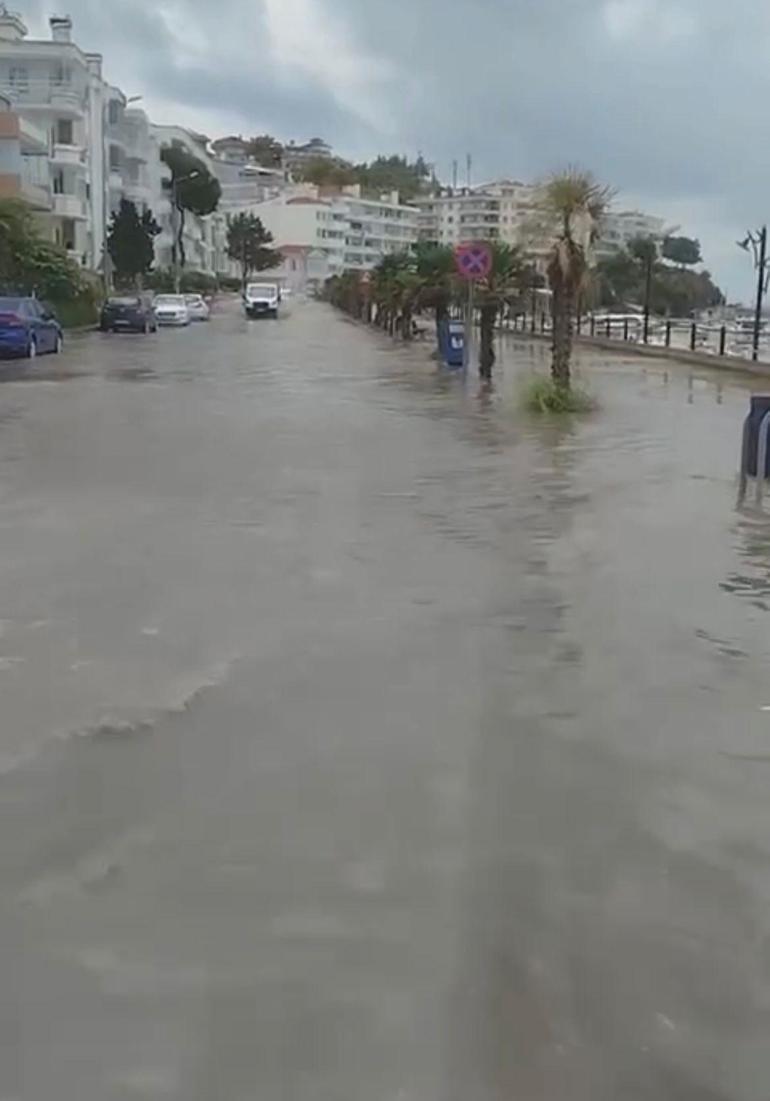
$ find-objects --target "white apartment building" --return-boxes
[416,181,665,276]
[416,180,540,248]
[0,10,128,268]
[229,184,419,289]
[596,209,668,258]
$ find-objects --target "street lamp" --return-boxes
[169,169,200,292]
[738,227,770,362]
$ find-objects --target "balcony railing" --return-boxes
[52,193,87,219]
[51,143,87,169]
[0,80,87,112]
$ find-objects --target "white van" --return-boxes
[244,282,280,319]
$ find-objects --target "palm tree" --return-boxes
[541,169,612,388]
[476,242,526,381]
[413,243,455,335]
[371,252,417,337]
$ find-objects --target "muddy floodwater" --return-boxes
[1,300,769,1099]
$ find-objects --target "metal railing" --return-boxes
[502,310,770,365]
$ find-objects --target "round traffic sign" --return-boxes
[454,242,493,280]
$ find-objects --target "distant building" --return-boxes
[416,180,666,276]
[227,183,418,290]
[596,210,668,258]
[210,135,249,163]
[283,137,333,173]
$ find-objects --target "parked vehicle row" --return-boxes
[99,293,210,333]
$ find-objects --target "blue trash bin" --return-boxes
[744,395,770,477]
[438,318,465,368]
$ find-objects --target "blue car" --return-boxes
[0,296,63,359]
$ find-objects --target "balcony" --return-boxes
[0,172,51,211]
[0,111,49,153]
[108,169,123,191]
[52,193,87,220]
[50,143,86,169]
[0,81,87,117]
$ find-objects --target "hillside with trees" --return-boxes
[595,233,724,316]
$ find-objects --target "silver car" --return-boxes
[184,294,210,322]
[153,294,190,326]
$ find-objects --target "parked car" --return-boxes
[0,296,63,359]
[153,294,190,326]
[184,294,210,321]
[244,282,280,319]
[100,294,157,333]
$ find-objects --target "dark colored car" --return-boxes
[100,295,157,333]
[0,296,63,359]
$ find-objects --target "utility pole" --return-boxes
[452,160,458,192]
[754,227,768,363]
[466,153,472,190]
[643,251,653,344]
[738,227,770,363]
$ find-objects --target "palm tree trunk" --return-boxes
[551,282,574,388]
[479,303,497,380]
[434,298,448,337]
[402,304,413,341]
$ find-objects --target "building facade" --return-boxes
[229,184,419,289]
[0,11,127,268]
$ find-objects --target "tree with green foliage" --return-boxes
[295,157,356,188]
[226,213,282,289]
[413,242,455,332]
[370,252,421,337]
[161,144,221,275]
[596,234,723,316]
[107,199,160,287]
[0,198,85,301]
[541,169,613,389]
[353,155,432,201]
[246,134,284,167]
[475,242,526,381]
[662,235,702,268]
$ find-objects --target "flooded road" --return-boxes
[1,300,769,1099]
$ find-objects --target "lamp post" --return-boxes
[738,227,770,362]
[170,169,200,292]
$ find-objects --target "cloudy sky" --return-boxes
[21,0,770,299]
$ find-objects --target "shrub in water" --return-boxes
[522,377,595,414]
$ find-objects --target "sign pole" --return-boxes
[464,278,474,372]
[454,242,492,376]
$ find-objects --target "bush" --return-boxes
[53,291,101,329]
[217,274,242,292]
[144,268,220,294]
[522,376,596,414]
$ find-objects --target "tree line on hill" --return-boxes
[245,133,435,200]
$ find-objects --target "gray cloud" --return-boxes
[22,0,770,296]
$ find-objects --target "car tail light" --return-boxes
[0,313,24,327]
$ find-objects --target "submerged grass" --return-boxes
[522,376,596,414]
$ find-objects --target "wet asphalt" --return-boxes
[1,298,769,1099]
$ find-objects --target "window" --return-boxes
[56,119,73,145]
[53,170,64,196]
[62,218,76,250]
[108,101,120,125]
[9,66,28,91]
[50,63,71,86]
